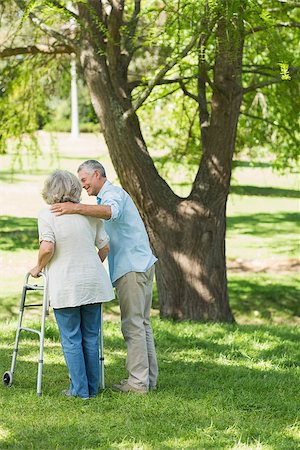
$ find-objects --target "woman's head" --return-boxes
[42,170,82,204]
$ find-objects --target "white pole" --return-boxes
[67,1,79,139]
[70,55,79,139]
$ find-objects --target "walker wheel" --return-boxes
[2,371,13,387]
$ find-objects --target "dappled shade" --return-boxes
[0,216,38,251]
[0,318,299,448]
[230,185,300,198]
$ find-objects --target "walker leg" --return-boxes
[36,273,48,396]
[8,286,27,381]
[3,272,48,396]
[99,303,105,390]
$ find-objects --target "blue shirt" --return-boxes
[98,180,157,285]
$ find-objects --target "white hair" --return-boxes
[42,170,82,204]
[77,160,106,177]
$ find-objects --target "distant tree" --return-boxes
[0,0,299,321]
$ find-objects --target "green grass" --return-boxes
[0,133,299,448]
[226,211,299,260]
[228,273,300,325]
[0,319,299,449]
[229,185,299,198]
[0,216,39,251]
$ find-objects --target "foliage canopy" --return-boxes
[0,0,299,170]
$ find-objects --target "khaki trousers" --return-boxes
[115,265,158,389]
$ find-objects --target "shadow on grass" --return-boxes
[230,185,300,198]
[0,168,50,183]
[163,182,300,199]
[1,273,299,326]
[0,289,50,322]
[0,321,299,449]
[152,273,299,324]
[0,216,38,251]
[227,212,299,237]
[232,160,272,169]
[0,294,21,320]
[228,276,300,322]
[148,322,300,370]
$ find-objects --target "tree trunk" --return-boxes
[151,198,233,321]
[77,4,244,322]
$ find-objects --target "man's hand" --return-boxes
[50,202,78,216]
[98,244,110,262]
[51,202,112,219]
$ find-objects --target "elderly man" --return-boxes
[51,160,158,394]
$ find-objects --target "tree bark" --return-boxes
[76,2,245,322]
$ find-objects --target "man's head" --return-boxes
[77,160,106,196]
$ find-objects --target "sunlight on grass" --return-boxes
[228,273,300,325]
[226,209,299,260]
[0,426,11,442]
[284,422,300,442]
[231,164,299,190]
[1,136,299,449]
[1,319,299,449]
[231,443,266,450]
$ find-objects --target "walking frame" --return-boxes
[2,272,105,396]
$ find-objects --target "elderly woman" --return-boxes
[30,170,114,400]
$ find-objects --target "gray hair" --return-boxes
[42,170,82,204]
[77,160,106,177]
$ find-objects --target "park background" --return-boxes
[0,130,299,449]
[0,1,299,449]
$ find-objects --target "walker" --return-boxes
[2,272,105,396]
[2,272,48,396]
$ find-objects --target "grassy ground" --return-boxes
[0,320,299,449]
[0,132,299,449]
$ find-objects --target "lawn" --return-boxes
[0,132,299,449]
[0,319,299,449]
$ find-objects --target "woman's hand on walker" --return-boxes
[29,266,41,278]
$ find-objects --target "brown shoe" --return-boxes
[112,380,148,394]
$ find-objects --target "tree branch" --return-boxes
[240,111,297,142]
[277,1,300,7]
[246,21,300,35]
[137,86,181,106]
[243,77,282,93]
[197,32,210,146]
[77,1,107,52]
[128,74,199,91]
[243,68,277,77]
[183,105,199,156]
[107,0,124,68]
[45,0,79,20]
[242,64,299,77]
[0,44,74,58]
[125,30,201,118]
[14,0,77,50]
[123,0,141,65]
[243,68,299,93]
[179,79,198,102]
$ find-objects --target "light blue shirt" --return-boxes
[98,180,157,285]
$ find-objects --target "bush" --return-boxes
[43,120,100,133]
